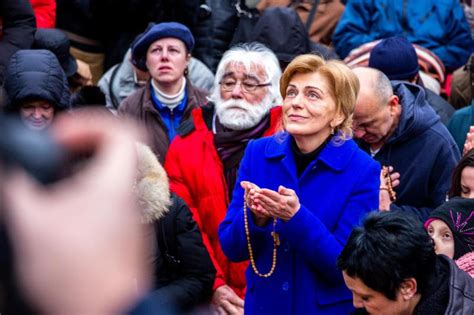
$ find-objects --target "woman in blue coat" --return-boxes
[219,55,380,315]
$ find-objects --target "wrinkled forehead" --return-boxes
[222,62,268,82]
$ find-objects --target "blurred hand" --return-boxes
[211,285,244,315]
[252,185,300,221]
[463,126,474,156]
[1,112,150,314]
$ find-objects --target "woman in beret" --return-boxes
[118,22,208,163]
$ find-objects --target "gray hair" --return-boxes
[353,67,394,107]
[209,42,282,105]
[373,70,394,107]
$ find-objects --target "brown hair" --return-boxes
[279,54,359,141]
[449,149,474,198]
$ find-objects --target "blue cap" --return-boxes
[131,22,195,71]
[369,36,420,80]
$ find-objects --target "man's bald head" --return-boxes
[351,67,400,148]
[353,67,393,108]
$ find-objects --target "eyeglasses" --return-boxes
[219,79,271,93]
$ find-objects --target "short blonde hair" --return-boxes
[280,54,359,141]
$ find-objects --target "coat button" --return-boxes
[282,281,289,291]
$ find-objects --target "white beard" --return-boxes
[215,94,273,130]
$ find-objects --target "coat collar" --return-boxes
[264,133,357,172]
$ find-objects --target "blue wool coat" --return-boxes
[219,134,380,315]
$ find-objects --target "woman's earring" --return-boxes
[184,67,189,76]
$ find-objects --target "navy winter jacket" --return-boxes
[4,49,71,111]
[358,82,460,222]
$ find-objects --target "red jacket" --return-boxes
[30,0,55,28]
[164,105,282,297]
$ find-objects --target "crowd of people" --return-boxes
[1,0,474,314]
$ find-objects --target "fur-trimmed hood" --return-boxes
[135,143,171,223]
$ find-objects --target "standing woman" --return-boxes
[119,22,207,163]
[219,55,380,314]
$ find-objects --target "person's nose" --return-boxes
[352,294,364,309]
[160,49,169,60]
[432,236,441,252]
[231,82,244,99]
[289,93,304,108]
[353,125,366,138]
[33,108,43,118]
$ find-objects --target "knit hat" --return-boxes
[368,36,420,80]
[427,197,474,259]
[131,22,195,71]
[33,28,78,77]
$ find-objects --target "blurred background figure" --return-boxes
[0,112,151,314]
[135,143,215,313]
[29,0,56,28]
[33,28,93,93]
[3,49,71,131]
[231,6,338,71]
[333,0,473,74]
[0,0,36,85]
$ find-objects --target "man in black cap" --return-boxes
[368,36,455,125]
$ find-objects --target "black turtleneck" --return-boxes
[291,136,330,176]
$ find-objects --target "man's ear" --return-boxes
[388,95,399,113]
[399,278,417,300]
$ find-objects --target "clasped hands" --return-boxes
[241,181,300,225]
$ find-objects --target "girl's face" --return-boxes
[460,166,474,198]
[426,219,455,259]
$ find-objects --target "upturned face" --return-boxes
[426,219,455,259]
[146,37,190,88]
[215,62,273,130]
[282,71,343,147]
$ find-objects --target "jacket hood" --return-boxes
[135,143,171,223]
[387,81,440,145]
[4,49,71,111]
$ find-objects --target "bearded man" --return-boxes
[164,42,282,315]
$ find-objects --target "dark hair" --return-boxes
[449,149,474,198]
[337,211,436,300]
[70,86,106,108]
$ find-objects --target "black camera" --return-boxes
[0,115,66,185]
